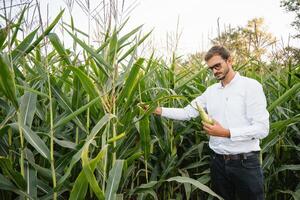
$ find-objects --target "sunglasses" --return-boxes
[207,59,227,71]
[208,63,222,71]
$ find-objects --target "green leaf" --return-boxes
[118,30,152,62]
[86,114,115,145]
[65,29,110,76]
[167,176,224,200]
[268,82,300,112]
[277,189,300,200]
[79,114,116,199]
[25,162,37,199]
[274,164,300,174]
[20,124,50,160]
[137,107,151,160]
[0,157,26,190]
[117,58,144,104]
[20,91,37,128]
[178,170,191,200]
[51,84,86,132]
[68,172,88,200]
[53,138,76,150]
[0,27,8,49]
[0,53,18,109]
[11,28,38,61]
[81,145,105,200]
[108,29,118,65]
[68,66,99,100]
[54,96,100,129]
[0,173,32,199]
[131,181,158,194]
[48,33,71,65]
[10,5,27,45]
[62,22,89,37]
[262,116,300,152]
[25,9,64,54]
[16,84,49,98]
[0,173,16,191]
[107,132,126,144]
[105,160,124,200]
[58,114,114,186]
[118,25,143,46]
[69,145,108,200]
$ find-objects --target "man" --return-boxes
[152,45,269,200]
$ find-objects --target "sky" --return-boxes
[127,0,298,55]
[2,0,299,57]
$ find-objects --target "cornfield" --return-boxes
[0,1,299,200]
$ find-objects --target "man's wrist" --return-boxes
[224,129,230,138]
[154,107,162,115]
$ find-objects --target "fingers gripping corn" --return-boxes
[196,103,214,125]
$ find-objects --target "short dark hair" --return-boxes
[204,45,231,61]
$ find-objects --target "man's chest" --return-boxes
[206,86,247,118]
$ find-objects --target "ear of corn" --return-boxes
[196,103,214,125]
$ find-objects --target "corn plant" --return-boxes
[0,2,299,200]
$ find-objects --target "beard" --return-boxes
[214,66,229,80]
[215,73,225,80]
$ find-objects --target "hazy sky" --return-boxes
[127,0,298,55]
[3,0,298,56]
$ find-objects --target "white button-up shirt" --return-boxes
[161,72,269,154]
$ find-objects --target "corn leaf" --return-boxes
[24,10,64,55]
[48,33,71,65]
[0,157,26,190]
[81,146,105,200]
[167,176,223,200]
[25,162,37,199]
[105,160,124,200]
[11,28,38,61]
[57,114,114,186]
[68,66,99,100]
[10,5,27,45]
[51,84,86,132]
[69,145,108,200]
[117,58,144,104]
[54,96,100,129]
[137,107,151,161]
[20,124,50,160]
[20,91,37,128]
[0,27,8,49]
[65,29,110,76]
[268,82,300,112]
[0,53,18,109]
[0,173,33,199]
[108,29,118,65]
[118,30,152,63]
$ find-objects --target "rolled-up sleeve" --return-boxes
[229,81,269,141]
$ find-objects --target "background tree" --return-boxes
[212,18,276,65]
[281,0,300,38]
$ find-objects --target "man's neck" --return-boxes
[221,70,236,87]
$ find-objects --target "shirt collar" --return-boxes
[217,72,240,89]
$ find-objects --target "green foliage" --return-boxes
[0,4,299,200]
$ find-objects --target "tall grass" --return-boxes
[0,1,299,200]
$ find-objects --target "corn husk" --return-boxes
[196,103,214,125]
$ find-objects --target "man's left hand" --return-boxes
[202,120,230,138]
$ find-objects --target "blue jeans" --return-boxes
[210,152,264,200]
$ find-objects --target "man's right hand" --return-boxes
[153,107,162,115]
[139,103,162,115]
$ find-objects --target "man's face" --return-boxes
[206,55,231,80]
